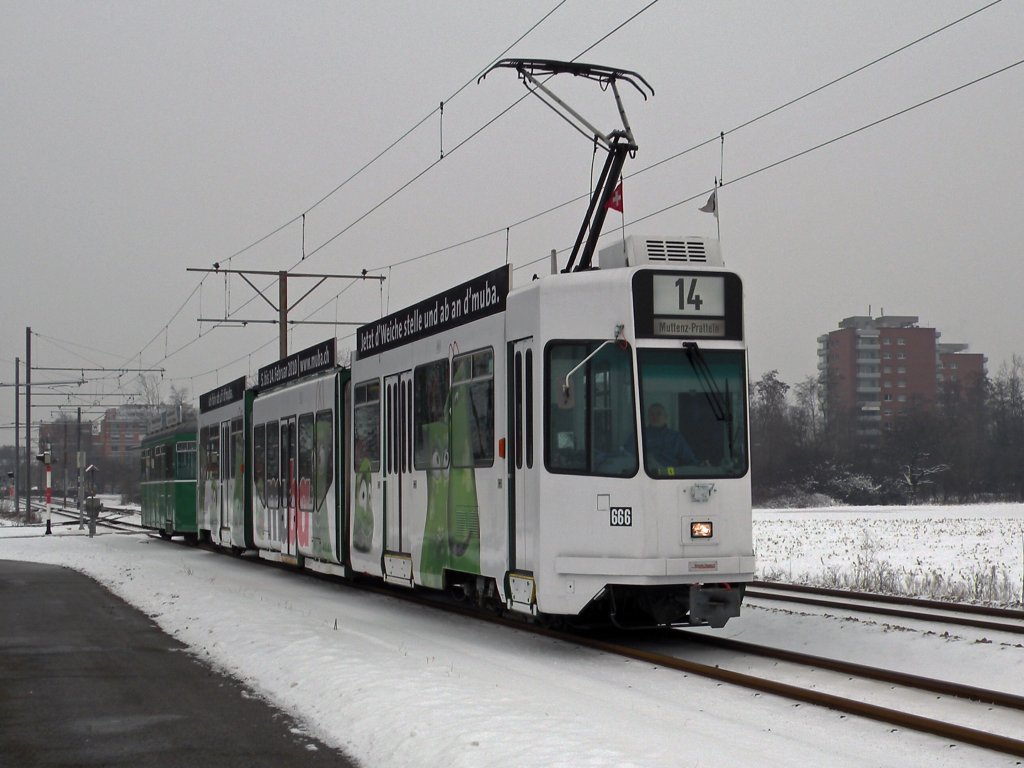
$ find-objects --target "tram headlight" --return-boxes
[690,521,713,539]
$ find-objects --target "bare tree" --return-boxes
[137,373,163,407]
[900,452,950,502]
[793,375,824,444]
[169,384,190,407]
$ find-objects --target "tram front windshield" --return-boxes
[637,347,748,479]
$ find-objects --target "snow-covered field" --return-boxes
[755,503,1024,605]
[2,504,1023,767]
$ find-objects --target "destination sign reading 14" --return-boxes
[632,270,743,341]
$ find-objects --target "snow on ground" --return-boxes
[2,505,1023,767]
[755,503,1024,604]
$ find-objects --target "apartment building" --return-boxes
[817,315,986,437]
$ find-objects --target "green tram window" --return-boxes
[176,441,197,480]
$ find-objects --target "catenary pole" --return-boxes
[62,419,67,506]
[25,327,31,521]
[279,270,287,359]
[77,407,84,530]
[186,267,383,363]
[14,357,19,517]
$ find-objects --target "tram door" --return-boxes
[510,339,536,572]
[279,417,298,557]
[383,372,413,554]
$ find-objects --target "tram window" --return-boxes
[385,383,393,476]
[196,430,205,484]
[141,448,150,482]
[514,351,523,470]
[176,441,197,481]
[545,341,638,477]
[201,426,219,482]
[164,442,175,479]
[399,380,406,474]
[637,347,748,479]
[414,359,450,470]
[452,348,494,468]
[315,409,333,510]
[405,379,413,470]
[220,425,232,482]
[253,423,266,505]
[231,418,243,482]
[282,421,296,509]
[353,380,380,472]
[265,420,279,497]
[525,349,534,469]
[298,412,315,512]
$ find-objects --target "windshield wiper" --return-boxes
[684,342,740,459]
[682,342,728,422]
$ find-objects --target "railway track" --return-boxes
[351,579,1024,758]
[746,580,1024,635]
[607,627,1024,759]
[32,502,148,534]
[139,535,1024,759]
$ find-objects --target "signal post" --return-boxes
[37,448,52,535]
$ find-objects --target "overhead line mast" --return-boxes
[186,267,385,360]
[479,58,653,272]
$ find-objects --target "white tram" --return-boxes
[249,342,346,575]
[188,60,754,627]
[197,376,251,550]
[349,234,753,627]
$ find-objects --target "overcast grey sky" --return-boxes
[2,0,1023,439]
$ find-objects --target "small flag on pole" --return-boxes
[699,189,717,217]
[606,182,624,212]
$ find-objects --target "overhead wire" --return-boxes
[111,1,1010,393]
[169,0,585,374]
[510,53,1024,272]
[223,0,572,267]
[367,0,1007,274]
[112,1,573,391]
[164,1,662,387]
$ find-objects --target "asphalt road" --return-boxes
[0,559,357,767]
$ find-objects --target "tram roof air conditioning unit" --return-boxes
[598,235,723,269]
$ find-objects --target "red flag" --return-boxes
[606,182,623,212]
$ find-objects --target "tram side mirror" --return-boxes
[558,332,622,411]
[557,378,576,409]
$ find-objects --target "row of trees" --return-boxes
[4,365,1023,509]
[749,356,1024,506]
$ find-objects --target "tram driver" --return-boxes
[645,402,697,469]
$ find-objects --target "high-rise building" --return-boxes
[817,315,986,438]
[96,405,150,460]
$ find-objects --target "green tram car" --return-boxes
[140,420,198,539]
